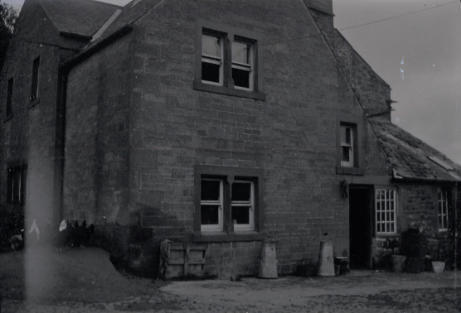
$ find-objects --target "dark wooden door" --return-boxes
[349,185,373,269]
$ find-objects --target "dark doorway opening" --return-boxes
[349,185,373,269]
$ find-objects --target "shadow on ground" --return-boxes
[1,248,460,313]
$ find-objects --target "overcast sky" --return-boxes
[4,0,461,164]
[334,0,461,165]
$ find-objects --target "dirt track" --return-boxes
[1,248,460,313]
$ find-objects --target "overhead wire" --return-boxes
[339,0,459,31]
[259,0,458,47]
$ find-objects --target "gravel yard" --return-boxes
[1,248,460,313]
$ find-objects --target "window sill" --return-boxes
[193,80,265,101]
[29,98,40,108]
[375,233,398,238]
[191,231,264,243]
[336,166,364,176]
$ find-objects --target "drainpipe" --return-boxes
[455,181,459,282]
[53,64,68,227]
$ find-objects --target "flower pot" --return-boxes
[432,261,445,273]
[392,255,406,272]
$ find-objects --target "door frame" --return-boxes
[348,184,375,269]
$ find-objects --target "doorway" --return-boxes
[349,185,374,269]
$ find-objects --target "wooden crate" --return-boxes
[159,241,208,279]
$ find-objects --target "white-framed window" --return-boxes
[231,180,255,232]
[340,124,355,168]
[199,28,258,93]
[200,178,224,232]
[438,189,449,231]
[231,39,254,90]
[375,188,397,235]
[201,33,224,86]
[198,172,259,234]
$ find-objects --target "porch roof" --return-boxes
[369,118,461,183]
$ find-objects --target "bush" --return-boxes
[0,208,24,250]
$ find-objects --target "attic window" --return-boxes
[428,156,453,171]
[340,123,357,168]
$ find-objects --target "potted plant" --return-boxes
[389,238,406,272]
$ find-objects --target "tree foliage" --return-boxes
[0,1,17,70]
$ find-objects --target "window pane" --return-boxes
[202,62,221,83]
[232,182,251,201]
[7,167,25,204]
[232,68,250,89]
[201,205,219,225]
[202,34,221,57]
[7,78,13,116]
[232,41,249,64]
[375,189,397,234]
[232,206,250,224]
[340,126,351,144]
[31,57,40,100]
[201,180,221,201]
[345,127,352,144]
[342,147,350,162]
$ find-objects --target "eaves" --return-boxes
[61,24,133,73]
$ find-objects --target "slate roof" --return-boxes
[369,117,461,182]
[88,0,162,44]
[38,0,121,37]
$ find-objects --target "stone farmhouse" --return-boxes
[1,0,460,277]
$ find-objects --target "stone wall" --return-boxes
[125,0,389,277]
[64,34,132,225]
[0,0,79,234]
[372,182,459,268]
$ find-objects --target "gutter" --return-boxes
[53,65,68,224]
[59,32,92,42]
[91,9,123,43]
[391,175,461,184]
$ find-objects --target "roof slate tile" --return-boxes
[370,117,461,182]
[39,0,121,37]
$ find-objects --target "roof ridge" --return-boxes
[334,29,389,88]
[35,0,61,35]
[372,118,454,161]
[369,117,461,180]
[85,0,163,47]
[90,8,123,42]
